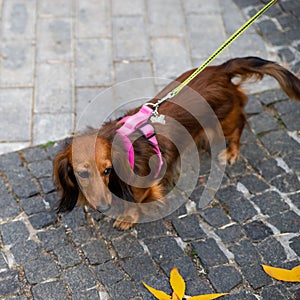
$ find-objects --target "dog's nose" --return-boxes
[96,204,111,213]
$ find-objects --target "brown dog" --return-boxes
[54,57,300,230]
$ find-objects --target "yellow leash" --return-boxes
[150,0,277,116]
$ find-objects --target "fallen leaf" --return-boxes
[172,292,180,300]
[170,267,185,299]
[142,281,171,300]
[262,264,300,282]
[188,294,229,300]
[143,267,228,299]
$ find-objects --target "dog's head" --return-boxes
[53,134,115,213]
[53,134,136,214]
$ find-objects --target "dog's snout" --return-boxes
[96,204,111,213]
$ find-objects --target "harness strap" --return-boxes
[116,105,163,178]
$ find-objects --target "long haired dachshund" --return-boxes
[54,57,300,230]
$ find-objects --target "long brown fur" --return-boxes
[53,57,300,230]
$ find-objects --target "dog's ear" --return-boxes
[109,146,136,203]
[53,145,79,212]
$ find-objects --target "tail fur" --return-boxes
[222,56,300,101]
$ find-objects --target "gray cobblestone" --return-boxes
[22,147,49,163]
[10,239,41,264]
[61,207,88,228]
[39,176,56,194]
[94,260,124,287]
[248,111,280,134]
[114,61,155,109]
[0,89,32,141]
[254,158,283,181]
[144,236,184,263]
[0,221,29,245]
[1,0,36,40]
[75,38,112,86]
[251,191,289,216]
[75,0,111,39]
[1,1,300,298]
[193,238,228,268]
[261,285,288,299]
[121,255,157,281]
[112,233,144,258]
[112,0,145,16]
[151,37,191,84]
[257,237,287,265]
[29,211,57,229]
[268,211,300,233]
[208,265,242,293]
[261,130,300,156]
[109,280,138,300]
[243,221,273,242]
[37,227,68,251]
[24,255,59,284]
[135,220,168,239]
[216,224,246,244]
[35,63,73,114]
[271,173,300,193]
[53,244,82,268]
[255,89,287,106]
[33,113,74,145]
[113,16,149,61]
[62,264,98,294]
[0,41,34,87]
[69,225,98,246]
[28,159,53,179]
[244,95,263,115]
[0,270,20,297]
[290,236,300,256]
[239,174,269,194]
[32,280,69,300]
[161,256,198,282]
[229,239,261,267]
[81,240,111,265]
[38,0,72,18]
[217,188,257,223]
[0,194,20,219]
[37,18,72,62]
[200,205,231,228]
[147,0,185,37]
[76,87,111,129]
[172,214,205,241]
[187,13,227,61]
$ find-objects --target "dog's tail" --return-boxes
[222,56,300,101]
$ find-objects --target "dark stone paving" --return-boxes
[0,85,299,300]
[0,1,300,299]
[233,0,300,73]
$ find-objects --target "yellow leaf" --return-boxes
[188,293,228,299]
[172,292,181,300]
[142,281,172,300]
[262,264,300,282]
[170,267,185,299]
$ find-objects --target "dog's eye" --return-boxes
[77,171,90,179]
[103,167,112,176]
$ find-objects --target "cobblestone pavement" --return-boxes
[1,0,300,300]
[0,0,281,155]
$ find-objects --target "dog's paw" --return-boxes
[113,215,136,231]
[218,148,239,165]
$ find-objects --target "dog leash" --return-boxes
[116,0,277,176]
[146,0,277,123]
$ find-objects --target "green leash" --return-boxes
[150,0,277,116]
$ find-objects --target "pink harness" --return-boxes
[116,105,163,178]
